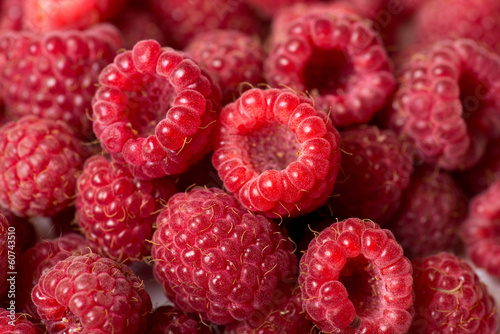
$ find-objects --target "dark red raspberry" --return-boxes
[92,39,221,179]
[415,0,500,53]
[31,252,152,334]
[75,155,177,263]
[148,0,263,49]
[299,218,414,333]
[151,187,297,325]
[22,0,126,32]
[17,233,93,320]
[387,168,468,259]
[0,308,43,333]
[266,4,396,127]
[146,305,214,334]
[0,24,121,138]
[0,115,84,217]
[185,29,265,105]
[0,208,36,251]
[388,39,500,171]
[329,125,414,225]
[462,180,500,278]
[212,88,341,218]
[224,281,315,334]
[410,252,498,333]
[0,214,8,299]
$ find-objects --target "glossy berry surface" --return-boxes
[151,187,297,325]
[212,88,341,218]
[299,218,414,333]
[0,308,43,334]
[145,305,214,334]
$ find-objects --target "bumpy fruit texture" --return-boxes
[388,168,468,259]
[245,0,319,18]
[266,4,396,127]
[31,253,152,334]
[0,116,84,217]
[329,125,414,225]
[0,24,121,138]
[93,40,221,179]
[410,252,498,333]
[0,0,23,32]
[145,305,214,334]
[462,180,500,278]
[299,218,414,333]
[185,29,265,105]
[388,39,500,171]
[152,187,297,325]
[0,308,43,333]
[75,155,177,263]
[212,88,341,218]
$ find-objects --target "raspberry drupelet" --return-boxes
[265,4,396,127]
[212,88,341,218]
[185,29,266,105]
[145,305,214,334]
[410,252,498,333]
[92,39,222,179]
[462,180,500,278]
[31,253,152,334]
[151,187,298,325]
[299,218,414,333]
[0,308,43,333]
[75,155,177,263]
[0,24,121,138]
[388,39,500,171]
[0,115,85,217]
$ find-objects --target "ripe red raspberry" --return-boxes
[387,168,468,259]
[299,218,414,333]
[212,88,341,218]
[415,0,500,53]
[462,180,500,278]
[75,155,177,263]
[0,213,8,299]
[0,115,84,217]
[151,187,297,325]
[266,5,396,127]
[93,39,221,179]
[224,281,315,334]
[410,252,498,333]
[388,39,500,171]
[0,208,36,251]
[0,0,22,32]
[185,29,265,105]
[146,305,214,334]
[329,125,414,225]
[245,0,318,18]
[31,252,152,334]
[0,24,121,138]
[17,233,93,320]
[22,0,126,32]
[0,309,43,333]
[148,0,262,49]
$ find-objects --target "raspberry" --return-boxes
[92,40,221,179]
[0,0,22,32]
[151,187,297,325]
[0,115,84,217]
[265,5,396,127]
[415,0,500,53]
[31,252,152,334]
[22,0,126,32]
[0,24,121,138]
[75,155,177,263]
[146,305,214,334]
[224,281,315,334]
[148,0,262,49]
[387,168,468,259]
[0,213,8,299]
[185,29,265,105]
[17,233,93,320]
[388,39,500,171]
[410,252,498,333]
[0,208,36,251]
[299,218,414,333]
[329,125,414,225]
[462,180,500,278]
[245,0,318,19]
[0,309,43,333]
[212,88,341,218]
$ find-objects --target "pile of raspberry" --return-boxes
[0,0,498,333]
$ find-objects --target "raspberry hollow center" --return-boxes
[302,48,353,95]
[245,121,301,173]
